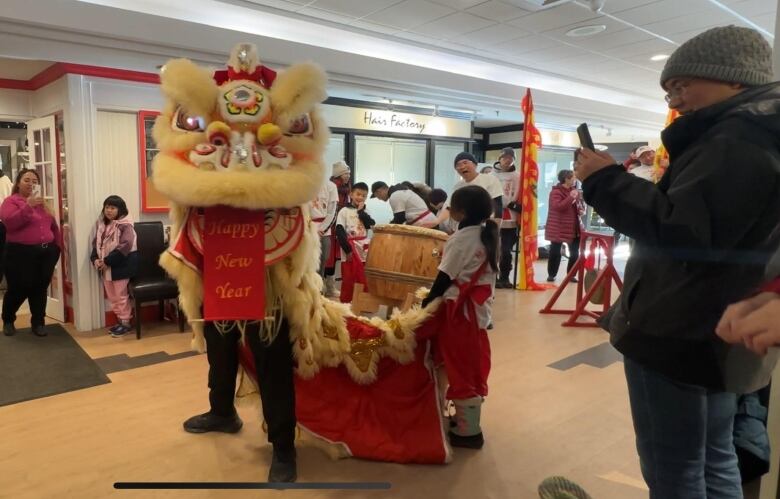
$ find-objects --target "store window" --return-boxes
[353,135,426,187]
[324,134,346,172]
[432,141,466,193]
[537,148,576,231]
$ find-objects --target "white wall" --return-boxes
[63,75,167,331]
[0,88,32,120]
[95,111,141,219]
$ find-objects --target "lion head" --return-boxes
[152,43,329,210]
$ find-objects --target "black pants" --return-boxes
[547,237,580,279]
[204,320,296,452]
[2,242,60,326]
[499,227,518,281]
[0,222,6,282]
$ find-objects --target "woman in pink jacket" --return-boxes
[544,169,583,283]
[0,169,61,337]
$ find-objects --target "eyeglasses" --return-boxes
[664,80,691,103]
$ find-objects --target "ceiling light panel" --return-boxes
[612,0,714,26]
[350,20,401,34]
[456,23,529,48]
[640,10,735,37]
[603,37,678,58]
[311,0,404,17]
[466,0,532,21]
[428,0,487,8]
[297,7,356,23]
[364,0,455,29]
[596,0,662,14]
[411,11,496,38]
[491,34,561,55]
[507,2,601,31]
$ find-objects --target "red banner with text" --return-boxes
[203,206,266,321]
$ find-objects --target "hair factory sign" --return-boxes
[322,104,472,138]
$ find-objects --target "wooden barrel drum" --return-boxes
[365,224,449,301]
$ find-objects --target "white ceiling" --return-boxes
[232,0,776,99]
[0,0,776,140]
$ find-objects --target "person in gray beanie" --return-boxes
[575,25,780,498]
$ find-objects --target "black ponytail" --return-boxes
[450,185,499,271]
[481,219,499,272]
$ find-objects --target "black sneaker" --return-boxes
[31,324,47,337]
[110,324,132,338]
[546,276,556,282]
[3,322,16,336]
[495,279,512,289]
[448,431,484,449]
[268,448,297,483]
[183,411,243,434]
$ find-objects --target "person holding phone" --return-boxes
[544,169,583,283]
[574,26,780,497]
[0,169,61,337]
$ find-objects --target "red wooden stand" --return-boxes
[539,231,623,327]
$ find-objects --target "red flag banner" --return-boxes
[515,89,546,291]
[652,109,680,182]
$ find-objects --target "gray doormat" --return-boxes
[0,324,110,407]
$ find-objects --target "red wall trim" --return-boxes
[0,78,33,90]
[0,62,160,91]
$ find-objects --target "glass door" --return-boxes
[433,141,466,192]
[354,135,426,187]
[26,115,65,322]
[537,148,577,232]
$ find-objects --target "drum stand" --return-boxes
[539,231,623,327]
[351,284,417,317]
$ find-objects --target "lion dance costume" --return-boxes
[152,44,451,482]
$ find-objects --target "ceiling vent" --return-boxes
[503,0,575,11]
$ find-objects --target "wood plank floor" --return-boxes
[0,276,648,499]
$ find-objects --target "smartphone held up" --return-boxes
[577,123,595,151]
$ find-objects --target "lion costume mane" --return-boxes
[153,44,450,464]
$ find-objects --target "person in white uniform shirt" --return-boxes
[310,175,339,282]
[438,152,503,234]
[370,181,439,228]
[490,147,522,288]
[628,146,656,182]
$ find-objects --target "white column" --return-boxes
[64,74,103,332]
[760,8,780,499]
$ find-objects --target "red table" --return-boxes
[539,230,624,327]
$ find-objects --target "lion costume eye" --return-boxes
[288,114,311,135]
[172,107,206,132]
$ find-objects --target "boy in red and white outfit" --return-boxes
[335,182,375,303]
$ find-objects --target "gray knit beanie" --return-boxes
[660,25,773,88]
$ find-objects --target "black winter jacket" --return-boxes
[583,83,780,391]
